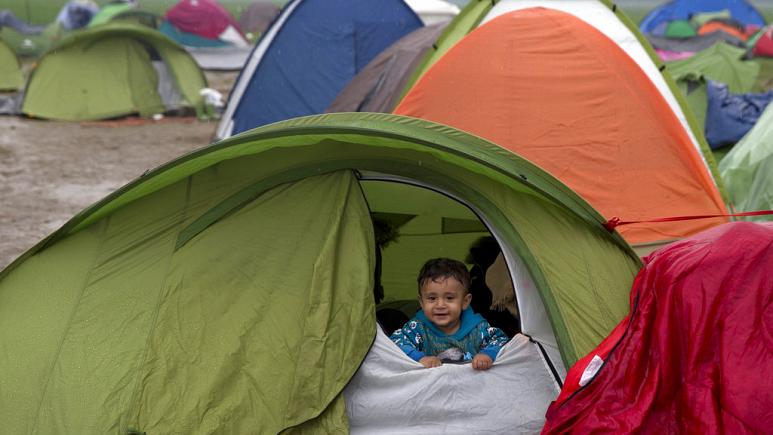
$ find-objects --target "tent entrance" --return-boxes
[348,175,567,433]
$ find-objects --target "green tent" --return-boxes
[719,103,773,218]
[21,22,207,121]
[0,113,641,433]
[665,19,697,38]
[667,42,761,129]
[0,37,23,91]
[88,4,159,28]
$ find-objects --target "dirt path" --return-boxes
[0,71,237,270]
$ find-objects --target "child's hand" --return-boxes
[419,356,442,368]
[472,353,493,370]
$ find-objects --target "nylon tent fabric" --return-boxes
[542,222,773,434]
[0,113,642,434]
[345,330,561,433]
[752,27,773,57]
[326,23,446,114]
[88,3,133,27]
[667,42,758,93]
[705,80,773,147]
[399,0,725,210]
[0,37,23,91]
[405,0,460,25]
[395,8,728,248]
[87,5,159,29]
[698,20,748,40]
[164,0,244,41]
[639,0,766,34]
[664,19,696,38]
[21,22,207,121]
[159,20,228,47]
[237,1,280,36]
[667,42,761,129]
[646,31,745,52]
[215,0,423,139]
[719,103,773,217]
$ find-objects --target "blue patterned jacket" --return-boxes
[390,307,509,363]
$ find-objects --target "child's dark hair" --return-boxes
[417,258,470,294]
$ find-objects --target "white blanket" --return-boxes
[344,329,561,434]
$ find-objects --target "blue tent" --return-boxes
[705,80,773,148]
[640,0,765,34]
[216,0,422,139]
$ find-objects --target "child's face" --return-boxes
[419,277,471,335]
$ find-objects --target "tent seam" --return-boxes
[122,175,194,431]
[30,216,111,434]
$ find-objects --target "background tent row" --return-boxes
[21,22,208,121]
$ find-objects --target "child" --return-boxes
[390,258,509,370]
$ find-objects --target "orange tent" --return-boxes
[698,21,748,41]
[395,7,728,248]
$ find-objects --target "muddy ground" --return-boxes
[0,70,238,270]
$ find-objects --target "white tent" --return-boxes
[406,0,460,24]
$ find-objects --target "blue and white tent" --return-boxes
[216,0,422,139]
[640,0,766,34]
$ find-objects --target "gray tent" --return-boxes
[326,23,445,114]
[238,1,280,37]
[646,31,745,52]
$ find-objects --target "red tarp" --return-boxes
[165,0,243,40]
[753,28,773,58]
[543,222,773,434]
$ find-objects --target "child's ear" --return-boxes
[463,292,472,309]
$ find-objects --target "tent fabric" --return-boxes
[0,115,643,434]
[88,3,133,27]
[646,31,745,52]
[164,0,244,41]
[326,23,445,114]
[0,169,376,434]
[698,20,748,40]
[87,5,159,29]
[0,37,23,91]
[689,9,732,28]
[345,330,561,434]
[395,8,728,247]
[656,49,695,61]
[639,0,766,34]
[21,23,207,121]
[402,0,723,209]
[216,0,423,139]
[752,27,773,57]
[405,0,459,25]
[237,1,280,36]
[719,103,773,217]
[159,19,228,47]
[705,80,773,148]
[543,222,773,434]
[667,42,760,129]
[664,19,695,38]
[182,45,253,71]
[667,42,759,93]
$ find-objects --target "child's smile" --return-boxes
[419,276,472,335]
